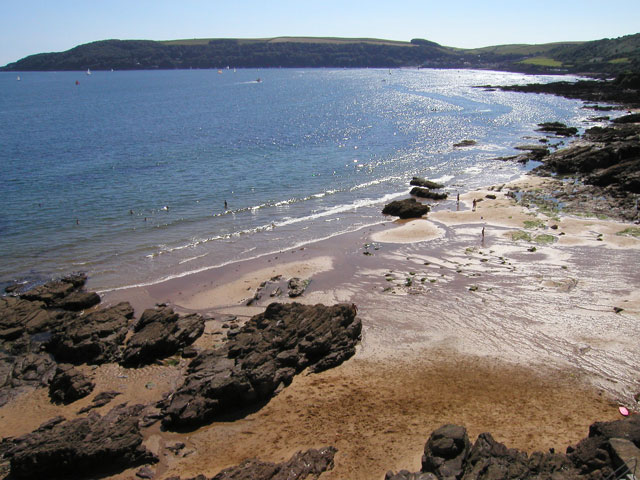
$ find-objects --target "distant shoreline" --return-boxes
[3,33,638,74]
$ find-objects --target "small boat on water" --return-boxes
[16,75,21,81]
[256,78,262,83]
[86,69,91,75]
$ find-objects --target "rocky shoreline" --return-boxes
[1,75,639,479]
[0,276,361,478]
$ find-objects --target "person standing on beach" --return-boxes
[472,199,477,212]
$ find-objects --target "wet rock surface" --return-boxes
[410,187,448,200]
[410,177,445,189]
[2,404,157,479]
[159,302,361,430]
[382,198,431,219]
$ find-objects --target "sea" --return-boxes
[0,68,593,293]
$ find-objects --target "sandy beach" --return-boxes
[84,174,640,478]
[2,173,639,479]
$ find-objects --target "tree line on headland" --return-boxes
[2,34,639,75]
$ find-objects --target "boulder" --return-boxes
[5,404,157,479]
[410,177,445,189]
[46,302,134,365]
[382,199,430,219]
[410,187,448,200]
[160,302,361,430]
[48,363,95,404]
[421,424,471,480]
[120,306,204,367]
[287,277,308,298]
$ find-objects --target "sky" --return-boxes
[1,0,639,67]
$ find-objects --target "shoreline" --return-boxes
[3,170,639,479]
[95,170,639,479]
[2,80,640,478]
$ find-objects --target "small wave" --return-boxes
[97,220,385,295]
[178,253,209,265]
[431,174,454,184]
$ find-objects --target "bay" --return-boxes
[0,68,588,291]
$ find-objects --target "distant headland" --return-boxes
[2,34,639,74]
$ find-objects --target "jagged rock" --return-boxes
[612,113,640,124]
[514,144,550,159]
[46,302,134,365]
[52,291,101,311]
[5,404,157,479]
[77,390,122,413]
[48,363,94,404]
[382,199,430,219]
[392,416,640,480]
[159,302,361,430]
[287,277,308,298]
[421,424,471,480]
[410,177,445,189]
[0,295,68,339]
[120,306,204,367]
[210,446,337,480]
[537,122,578,136]
[19,273,88,306]
[410,187,448,200]
[0,352,57,407]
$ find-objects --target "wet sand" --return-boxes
[3,175,640,479]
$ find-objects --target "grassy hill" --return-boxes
[2,34,639,74]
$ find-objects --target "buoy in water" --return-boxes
[75,80,79,85]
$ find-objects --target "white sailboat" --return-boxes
[16,75,21,81]
[86,68,91,75]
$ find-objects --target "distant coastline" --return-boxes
[2,33,639,74]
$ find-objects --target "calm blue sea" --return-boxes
[0,68,590,292]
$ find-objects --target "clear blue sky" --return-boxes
[2,0,639,66]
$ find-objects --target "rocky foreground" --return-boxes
[0,275,361,478]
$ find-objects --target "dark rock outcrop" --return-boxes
[421,424,471,480]
[388,415,640,480]
[0,352,57,407]
[77,390,122,413]
[4,404,157,479]
[536,122,578,136]
[410,187,448,200]
[209,446,337,480]
[48,363,94,404]
[159,302,361,430]
[410,177,445,189]
[46,302,134,365]
[120,306,204,367]
[382,199,430,219]
[453,139,477,148]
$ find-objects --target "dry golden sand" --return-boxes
[2,175,639,480]
[149,355,618,480]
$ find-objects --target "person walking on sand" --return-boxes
[472,198,477,212]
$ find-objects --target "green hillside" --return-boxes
[2,34,639,74]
